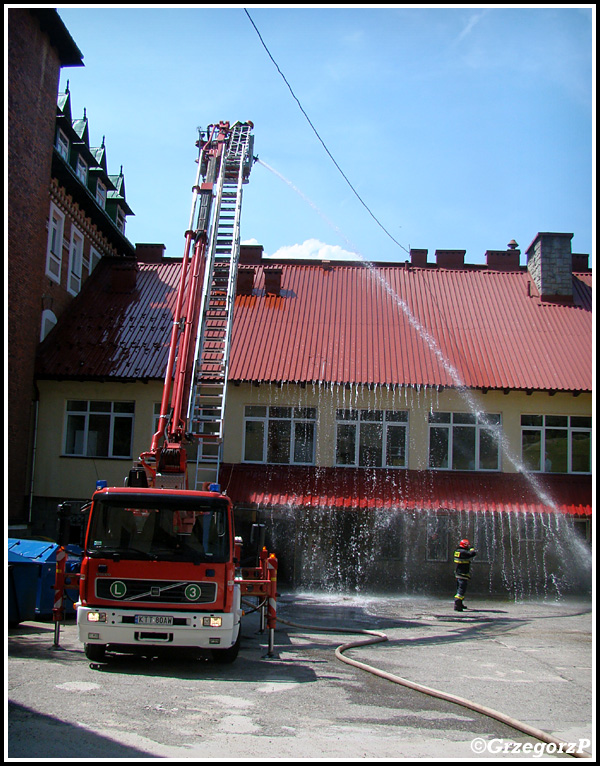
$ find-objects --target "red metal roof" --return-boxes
[219,464,592,516]
[36,258,181,381]
[230,263,592,392]
[36,256,592,393]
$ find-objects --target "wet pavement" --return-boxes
[7,592,593,760]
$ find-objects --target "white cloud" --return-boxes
[266,238,360,261]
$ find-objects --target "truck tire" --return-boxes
[84,643,106,662]
[210,630,240,664]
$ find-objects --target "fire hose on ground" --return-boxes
[276,615,592,759]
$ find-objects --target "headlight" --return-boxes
[87,612,107,622]
[203,616,222,627]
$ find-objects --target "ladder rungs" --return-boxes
[191,124,253,490]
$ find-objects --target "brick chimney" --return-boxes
[526,233,574,302]
[111,258,138,293]
[435,250,466,268]
[410,249,428,267]
[236,265,255,295]
[264,266,283,296]
[135,243,165,263]
[572,253,589,271]
[239,244,263,265]
[485,240,521,270]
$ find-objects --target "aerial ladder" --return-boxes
[139,120,254,490]
[53,122,279,664]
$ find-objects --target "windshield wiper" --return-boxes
[88,547,158,561]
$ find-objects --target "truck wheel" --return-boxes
[84,643,106,662]
[210,630,240,664]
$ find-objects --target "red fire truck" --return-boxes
[54,122,277,663]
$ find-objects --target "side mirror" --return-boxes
[56,502,72,547]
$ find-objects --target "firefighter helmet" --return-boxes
[459,539,470,548]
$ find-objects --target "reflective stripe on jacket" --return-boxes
[454,547,477,579]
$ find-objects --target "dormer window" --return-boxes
[96,180,107,209]
[56,128,70,161]
[116,207,126,233]
[75,154,88,184]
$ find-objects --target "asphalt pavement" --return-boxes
[7,592,594,760]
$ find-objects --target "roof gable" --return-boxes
[56,88,72,124]
[72,113,90,144]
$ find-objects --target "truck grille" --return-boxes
[95,578,217,604]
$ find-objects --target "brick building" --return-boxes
[7,9,135,526]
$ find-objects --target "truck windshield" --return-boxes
[87,495,230,563]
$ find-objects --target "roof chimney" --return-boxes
[135,243,165,263]
[264,266,282,296]
[239,244,263,265]
[236,265,255,295]
[572,253,589,271]
[485,241,521,270]
[435,250,466,268]
[111,259,138,293]
[526,233,574,302]
[410,249,428,267]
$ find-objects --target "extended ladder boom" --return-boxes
[140,121,255,489]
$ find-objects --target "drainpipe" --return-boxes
[28,388,40,526]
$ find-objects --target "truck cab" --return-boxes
[77,486,242,663]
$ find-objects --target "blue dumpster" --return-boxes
[8,549,38,625]
[7,539,82,618]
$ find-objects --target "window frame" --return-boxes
[426,514,449,562]
[116,206,127,234]
[67,225,85,296]
[89,246,102,274]
[63,400,135,459]
[75,153,88,184]
[95,179,107,209]
[46,203,65,283]
[40,309,58,342]
[334,409,409,468]
[55,128,70,161]
[428,411,502,471]
[242,405,317,465]
[520,414,592,474]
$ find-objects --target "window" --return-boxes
[55,128,69,161]
[67,226,85,295]
[75,154,88,184]
[426,515,449,561]
[473,514,491,563]
[521,415,591,474]
[428,412,501,471]
[518,513,544,542]
[116,207,127,234]
[40,309,57,341]
[243,406,316,464]
[88,495,230,564]
[46,203,65,282]
[89,247,101,274]
[64,401,135,458]
[335,410,408,468]
[96,180,107,209]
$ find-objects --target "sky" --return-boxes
[50,5,594,266]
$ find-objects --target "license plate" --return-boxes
[134,615,173,626]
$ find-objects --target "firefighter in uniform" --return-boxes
[454,539,477,611]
